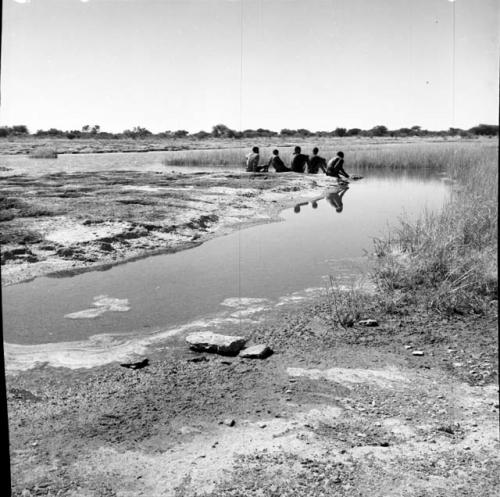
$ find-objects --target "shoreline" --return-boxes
[1,167,331,287]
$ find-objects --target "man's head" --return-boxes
[312,201,318,209]
[252,146,259,154]
[294,146,301,154]
[336,206,343,213]
[337,151,344,158]
[272,149,279,156]
[293,204,301,213]
[312,147,319,155]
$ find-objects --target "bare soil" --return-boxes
[7,298,498,496]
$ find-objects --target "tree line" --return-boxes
[0,123,497,139]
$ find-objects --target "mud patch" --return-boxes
[287,366,410,388]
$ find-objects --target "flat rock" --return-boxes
[186,332,247,355]
[358,319,379,327]
[239,344,273,359]
[412,350,424,356]
[120,356,149,369]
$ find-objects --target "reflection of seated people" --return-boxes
[293,201,309,213]
[267,149,291,172]
[294,185,349,214]
[325,186,349,213]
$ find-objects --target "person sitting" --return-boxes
[307,147,327,174]
[246,146,268,172]
[290,146,310,173]
[326,151,349,181]
[267,149,291,172]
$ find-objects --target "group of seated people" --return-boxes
[246,146,349,180]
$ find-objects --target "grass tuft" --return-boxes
[372,145,498,314]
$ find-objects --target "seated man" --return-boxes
[307,147,327,174]
[326,151,349,181]
[267,149,291,172]
[290,146,310,173]
[246,146,268,172]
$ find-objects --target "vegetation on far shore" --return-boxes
[0,122,498,141]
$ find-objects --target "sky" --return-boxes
[0,0,498,133]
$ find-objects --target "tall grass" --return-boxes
[372,144,498,314]
[160,140,495,171]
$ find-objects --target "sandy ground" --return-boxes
[1,159,335,287]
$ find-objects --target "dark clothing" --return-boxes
[308,155,327,174]
[291,153,310,173]
[267,155,290,172]
[326,156,349,178]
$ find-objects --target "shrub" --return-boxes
[30,147,58,159]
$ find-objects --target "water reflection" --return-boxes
[294,185,350,214]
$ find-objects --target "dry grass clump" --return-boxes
[162,148,247,167]
[373,145,498,314]
[29,147,58,159]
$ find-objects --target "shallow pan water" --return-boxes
[2,171,449,347]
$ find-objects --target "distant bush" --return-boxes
[30,147,58,159]
[0,125,29,136]
[468,124,499,136]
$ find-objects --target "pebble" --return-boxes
[404,345,412,350]
[258,422,267,429]
[358,319,379,327]
[223,419,235,427]
[412,350,424,356]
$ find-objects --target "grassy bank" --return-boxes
[372,143,498,314]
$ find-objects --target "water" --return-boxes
[0,150,233,175]
[2,168,449,348]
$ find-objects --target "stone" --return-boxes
[358,319,379,327]
[339,313,355,327]
[239,344,273,359]
[186,332,247,355]
[120,356,149,369]
[404,345,412,350]
[223,418,235,427]
[179,426,201,435]
[186,356,209,363]
[412,350,424,356]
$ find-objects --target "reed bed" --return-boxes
[161,139,495,172]
[372,143,498,314]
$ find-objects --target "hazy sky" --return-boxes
[1,0,498,133]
